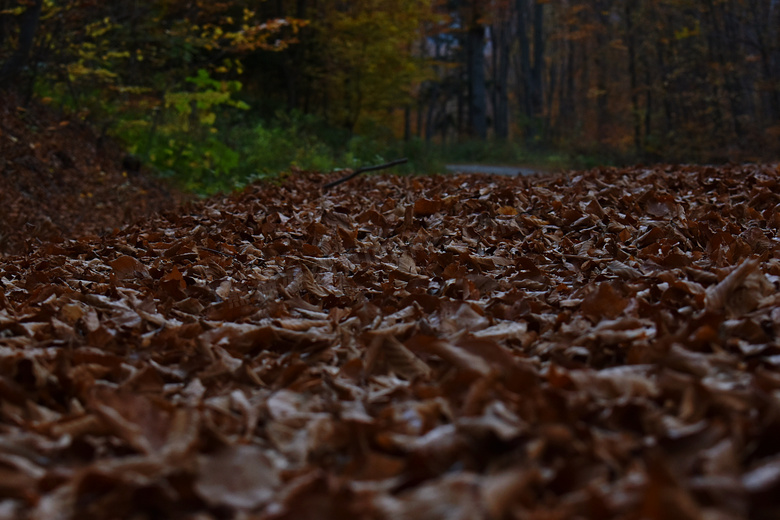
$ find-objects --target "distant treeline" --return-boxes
[2,1,779,162]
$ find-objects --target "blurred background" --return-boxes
[1,0,778,193]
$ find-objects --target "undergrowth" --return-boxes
[37,71,608,195]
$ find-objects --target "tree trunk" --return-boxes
[0,0,43,88]
[643,51,653,149]
[516,0,545,143]
[705,2,742,143]
[517,0,533,124]
[492,15,510,140]
[719,3,746,140]
[657,46,673,137]
[425,83,439,142]
[560,37,576,141]
[466,15,487,139]
[624,0,641,152]
[752,0,780,124]
[769,0,780,122]
[457,67,465,139]
[593,2,609,144]
[531,0,545,127]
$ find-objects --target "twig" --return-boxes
[323,158,408,191]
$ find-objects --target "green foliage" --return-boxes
[245,116,338,176]
[115,98,443,195]
[26,1,310,193]
[239,112,442,185]
[111,69,249,193]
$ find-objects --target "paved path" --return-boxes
[445,164,544,177]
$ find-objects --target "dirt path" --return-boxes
[445,164,546,176]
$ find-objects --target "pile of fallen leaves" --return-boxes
[0,163,779,519]
[0,93,183,255]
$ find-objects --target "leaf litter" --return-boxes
[0,93,183,256]
[0,163,780,519]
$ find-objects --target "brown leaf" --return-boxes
[195,445,280,509]
[406,334,491,376]
[413,197,443,216]
[109,255,148,280]
[581,282,629,321]
[705,258,772,315]
[374,473,485,520]
[365,334,432,380]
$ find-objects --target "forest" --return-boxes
[2,0,779,192]
[1,2,780,520]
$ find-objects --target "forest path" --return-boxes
[445,164,547,176]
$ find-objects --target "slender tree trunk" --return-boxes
[705,2,741,143]
[516,0,545,143]
[770,1,780,123]
[656,43,673,138]
[773,0,780,104]
[712,11,730,142]
[752,0,780,124]
[466,10,487,139]
[518,7,530,116]
[719,3,746,140]
[593,2,610,144]
[425,83,439,142]
[457,66,465,139]
[490,23,498,133]
[0,0,43,88]
[516,0,533,138]
[492,15,510,140]
[643,52,653,148]
[625,0,641,153]
[771,0,780,124]
[561,37,576,140]
[531,0,545,130]
[545,57,556,139]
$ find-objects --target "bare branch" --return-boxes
[322,158,408,191]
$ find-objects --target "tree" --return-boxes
[515,0,545,143]
[299,0,435,133]
[489,1,511,140]
[0,0,43,88]
[463,0,487,139]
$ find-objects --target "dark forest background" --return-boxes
[1,0,779,192]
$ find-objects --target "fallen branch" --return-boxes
[323,158,408,191]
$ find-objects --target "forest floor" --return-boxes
[1,97,780,519]
[0,93,186,256]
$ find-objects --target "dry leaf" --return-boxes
[195,445,280,509]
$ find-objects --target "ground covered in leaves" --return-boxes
[0,94,183,255]
[1,163,780,519]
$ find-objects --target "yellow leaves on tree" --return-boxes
[309,0,437,132]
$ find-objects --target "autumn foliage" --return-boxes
[5,0,778,176]
[2,2,780,518]
[0,161,779,518]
